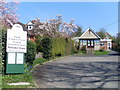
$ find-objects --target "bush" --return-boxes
[1,28,7,61]
[51,38,66,57]
[80,45,86,52]
[99,47,105,51]
[72,46,78,53]
[33,58,48,66]
[99,49,104,52]
[112,37,120,53]
[41,37,76,59]
[0,59,2,73]
[0,26,7,74]
[25,41,36,64]
[112,43,120,53]
[41,37,52,59]
[0,30,2,73]
[35,35,43,53]
[65,38,75,55]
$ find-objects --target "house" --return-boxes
[100,39,112,51]
[72,28,112,52]
[26,19,41,42]
[79,28,101,51]
[27,19,40,30]
[100,33,112,51]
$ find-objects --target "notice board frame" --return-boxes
[6,52,24,74]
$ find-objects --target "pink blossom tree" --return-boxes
[0,0,19,27]
[32,15,77,37]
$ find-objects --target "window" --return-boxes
[87,40,90,46]
[91,40,94,46]
[83,40,87,45]
[100,43,104,46]
[80,40,82,45]
[28,25,33,30]
[95,40,100,45]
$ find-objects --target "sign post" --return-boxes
[6,24,27,73]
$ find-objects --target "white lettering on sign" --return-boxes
[6,29,27,53]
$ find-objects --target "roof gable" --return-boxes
[105,32,112,39]
[79,28,100,39]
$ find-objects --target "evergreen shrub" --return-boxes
[35,35,43,53]
[41,37,76,59]
[25,41,36,63]
[41,37,52,59]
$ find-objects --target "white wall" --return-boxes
[100,39,112,50]
[94,45,100,50]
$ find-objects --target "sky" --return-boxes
[7,0,119,2]
[16,2,118,36]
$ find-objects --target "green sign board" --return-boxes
[6,53,24,73]
[6,24,27,74]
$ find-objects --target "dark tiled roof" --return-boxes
[17,22,28,31]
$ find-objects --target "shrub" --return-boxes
[25,41,36,64]
[65,38,75,55]
[112,43,120,53]
[99,49,103,52]
[33,58,48,66]
[1,26,7,74]
[1,29,7,59]
[41,37,76,59]
[80,45,86,52]
[99,47,104,52]
[51,38,66,57]
[0,58,2,73]
[41,37,52,59]
[0,30,2,73]
[35,35,43,53]
[72,46,78,53]
[70,39,77,54]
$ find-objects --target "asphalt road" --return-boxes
[32,51,120,88]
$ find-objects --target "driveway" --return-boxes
[32,51,120,88]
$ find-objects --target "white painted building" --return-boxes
[27,21,34,30]
[72,28,112,51]
[100,39,112,51]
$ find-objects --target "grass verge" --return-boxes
[0,75,2,88]
[94,50,110,55]
[33,58,48,66]
[2,64,36,88]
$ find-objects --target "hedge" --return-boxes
[0,30,2,73]
[41,37,52,59]
[41,37,76,59]
[51,38,66,57]
[65,38,75,55]
[1,29,7,62]
[35,35,43,53]
[112,43,120,53]
[0,26,7,73]
[25,41,36,63]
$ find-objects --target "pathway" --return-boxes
[32,51,120,88]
